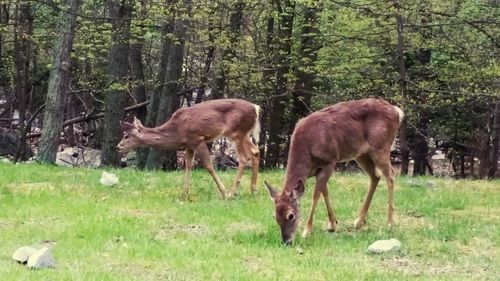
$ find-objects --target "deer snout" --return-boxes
[281,233,294,246]
[116,144,126,154]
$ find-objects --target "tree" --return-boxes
[266,0,295,168]
[13,2,33,162]
[101,0,134,166]
[145,0,191,170]
[37,0,81,163]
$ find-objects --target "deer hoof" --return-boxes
[327,221,337,232]
[301,228,312,239]
[226,192,237,199]
[353,218,365,229]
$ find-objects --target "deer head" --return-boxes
[265,180,305,245]
[117,117,145,154]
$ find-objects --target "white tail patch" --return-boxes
[250,104,261,144]
[393,106,404,123]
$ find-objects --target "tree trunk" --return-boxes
[129,0,148,122]
[413,111,429,176]
[36,0,81,163]
[136,2,176,169]
[145,0,190,170]
[0,4,9,86]
[393,0,410,175]
[258,16,275,168]
[412,7,432,176]
[196,9,216,104]
[266,0,295,168]
[211,1,244,100]
[488,101,500,178]
[101,0,134,167]
[478,111,493,178]
[286,3,319,166]
[13,3,32,162]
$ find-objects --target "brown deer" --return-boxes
[117,99,261,199]
[265,98,403,245]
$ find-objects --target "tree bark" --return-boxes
[266,0,295,168]
[0,4,9,87]
[286,3,319,166]
[393,0,410,175]
[412,7,432,176]
[101,0,134,167]
[258,16,275,168]
[145,0,191,170]
[13,3,33,162]
[129,0,148,122]
[488,101,500,178]
[137,0,177,169]
[36,0,81,164]
[211,1,244,99]
[413,110,429,176]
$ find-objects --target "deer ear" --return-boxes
[291,180,305,200]
[120,121,134,131]
[264,181,278,200]
[133,116,144,128]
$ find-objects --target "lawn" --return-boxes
[0,162,499,280]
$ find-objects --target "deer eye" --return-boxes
[124,135,129,139]
[286,213,295,221]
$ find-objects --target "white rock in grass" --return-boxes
[27,246,55,269]
[100,171,119,186]
[1,157,12,163]
[12,246,37,264]
[367,238,401,254]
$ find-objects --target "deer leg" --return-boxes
[354,154,381,229]
[250,145,260,194]
[195,143,227,199]
[372,156,396,227]
[302,167,334,238]
[321,185,337,232]
[228,160,246,198]
[182,148,195,196]
[227,139,249,197]
[302,187,322,239]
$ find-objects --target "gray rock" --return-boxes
[367,238,401,254]
[56,147,101,167]
[27,246,55,269]
[12,246,37,264]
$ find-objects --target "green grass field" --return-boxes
[0,162,499,280]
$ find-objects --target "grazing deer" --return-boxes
[265,98,403,245]
[117,99,261,199]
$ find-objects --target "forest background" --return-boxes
[0,0,498,178]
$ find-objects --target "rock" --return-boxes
[367,238,401,254]
[0,157,12,164]
[100,171,119,186]
[12,246,37,264]
[27,246,55,269]
[0,129,33,159]
[55,147,101,167]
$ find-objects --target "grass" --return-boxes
[0,162,499,281]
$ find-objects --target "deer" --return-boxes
[117,99,261,199]
[265,98,404,245]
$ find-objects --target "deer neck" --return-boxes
[138,125,180,149]
[282,149,311,197]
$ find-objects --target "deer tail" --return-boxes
[394,106,405,123]
[251,104,261,144]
